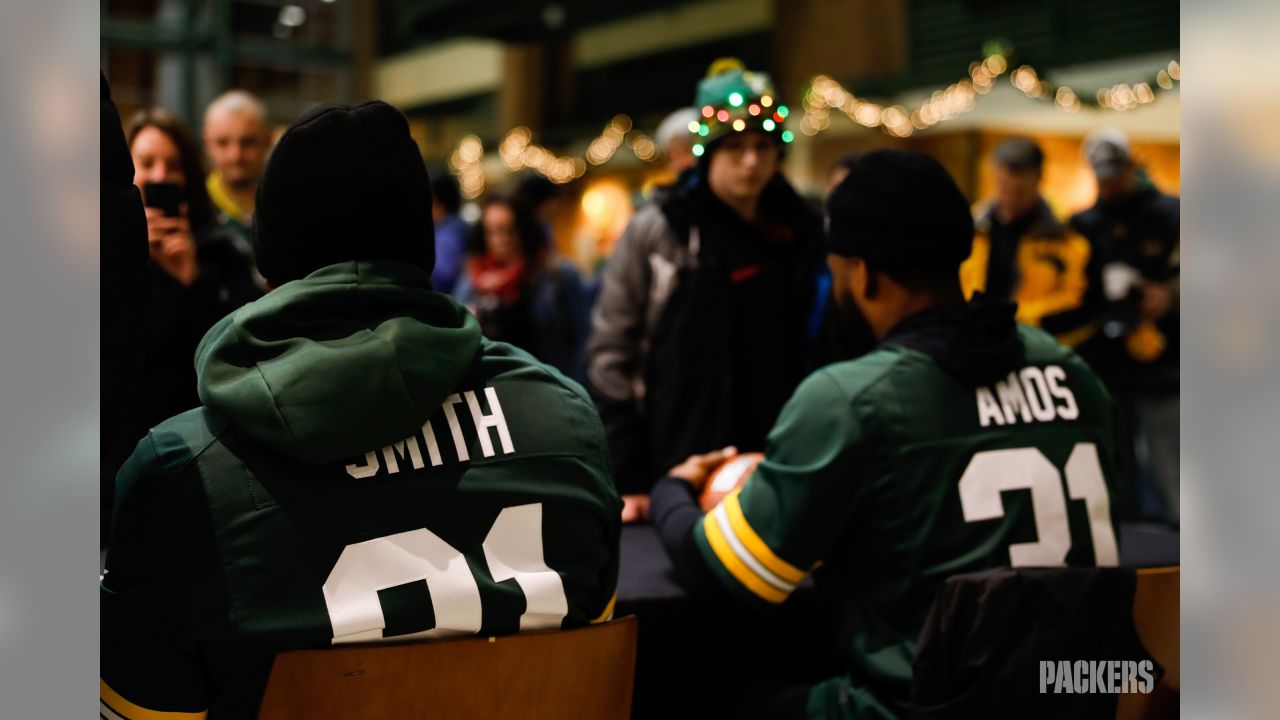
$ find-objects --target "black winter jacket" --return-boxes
[587,173,824,494]
[138,225,263,434]
[1069,185,1180,392]
[101,73,150,545]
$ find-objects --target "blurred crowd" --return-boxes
[101,61,1179,542]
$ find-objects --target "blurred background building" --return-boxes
[103,0,1179,270]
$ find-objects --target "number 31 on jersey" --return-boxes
[959,442,1119,567]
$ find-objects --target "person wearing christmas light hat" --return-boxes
[587,58,826,523]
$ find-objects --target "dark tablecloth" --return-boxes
[617,525,837,718]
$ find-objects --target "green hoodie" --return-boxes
[196,261,484,464]
[102,261,621,720]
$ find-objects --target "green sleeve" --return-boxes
[101,433,211,719]
[693,369,868,606]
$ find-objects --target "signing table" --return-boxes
[615,525,839,718]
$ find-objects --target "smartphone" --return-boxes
[143,182,183,218]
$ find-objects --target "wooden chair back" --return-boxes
[1117,566,1179,720]
[258,616,638,720]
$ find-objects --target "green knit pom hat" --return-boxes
[689,58,793,158]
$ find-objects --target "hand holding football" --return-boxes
[700,452,764,511]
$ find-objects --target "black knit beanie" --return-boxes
[826,149,973,268]
[253,101,435,285]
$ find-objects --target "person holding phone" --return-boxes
[136,179,198,285]
[125,108,262,433]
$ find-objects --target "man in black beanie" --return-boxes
[651,149,1128,719]
[251,100,437,284]
[101,101,621,719]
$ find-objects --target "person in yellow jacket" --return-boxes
[203,90,270,240]
[960,137,1095,347]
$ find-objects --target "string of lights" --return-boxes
[802,52,1009,139]
[448,134,486,199]
[802,53,1179,138]
[1016,59,1182,112]
[452,115,660,194]
[498,126,587,186]
[586,115,633,165]
[450,53,1180,193]
[626,131,659,163]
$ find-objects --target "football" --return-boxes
[700,452,765,511]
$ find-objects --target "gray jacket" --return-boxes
[588,203,702,412]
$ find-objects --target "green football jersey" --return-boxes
[100,262,621,720]
[692,324,1124,720]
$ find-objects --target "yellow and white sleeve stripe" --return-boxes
[590,590,618,623]
[701,488,808,603]
[100,679,207,720]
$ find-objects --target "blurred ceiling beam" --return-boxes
[375,38,504,109]
[376,0,771,118]
[574,0,770,69]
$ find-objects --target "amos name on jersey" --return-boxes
[976,365,1080,428]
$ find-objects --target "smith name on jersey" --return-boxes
[691,303,1125,720]
[100,261,621,720]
